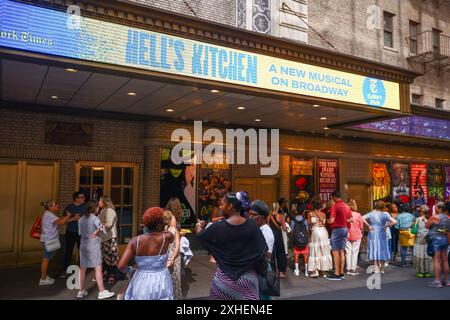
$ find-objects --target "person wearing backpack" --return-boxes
[292,207,309,277]
[307,196,332,278]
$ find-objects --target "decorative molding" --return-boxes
[13,0,420,83]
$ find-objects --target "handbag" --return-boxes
[410,221,419,235]
[425,234,434,257]
[259,248,280,297]
[44,238,61,252]
[30,216,42,240]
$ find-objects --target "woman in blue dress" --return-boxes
[363,201,398,274]
[118,207,175,300]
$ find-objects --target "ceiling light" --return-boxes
[65,68,77,72]
[255,119,261,122]
[127,92,137,96]
[50,95,58,99]
[313,104,320,108]
[210,89,220,93]
[320,117,327,120]
[166,108,174,112]
[237,106,246,110]
[324,126,330,130]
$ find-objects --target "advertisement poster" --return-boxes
[372,163,391,201]
[290,158,315,205]
[198,159,232,222]
[410,163,428,202]
[428,164,444,201]
[160,148,197,227]
[445,166,450,199]
[392,163,410,204]
[317,159,339,202]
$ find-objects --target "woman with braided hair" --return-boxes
[195,191,268,300]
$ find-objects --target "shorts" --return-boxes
[293,245,309,255]
[431,236,449,252]
[330,227,348,251]
[41,242,55,261]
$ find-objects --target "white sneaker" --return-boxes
[39,276,55,286]
[294,269,300,276]
[76,290,88,298]
[98,290,115,300]
[92,277,96,282]
[304,271,309,277]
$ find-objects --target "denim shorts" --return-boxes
[331,227,348,251]
[41,242,55,261]
[431,236,449,252]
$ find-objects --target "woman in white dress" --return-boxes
[307,196,332,278]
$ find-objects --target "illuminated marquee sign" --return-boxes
[0,0,400,110]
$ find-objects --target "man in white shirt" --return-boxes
[249,200,274,259]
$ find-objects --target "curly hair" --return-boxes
[142,207,165,232]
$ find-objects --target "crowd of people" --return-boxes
[37,189,450,300]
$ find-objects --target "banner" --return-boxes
[198,157,232,222]
[290,158,314,205]
[392,163,410,204]
[428,164,444,201]
[317,159,339,202]
[445,166,450,199]
[0,0,400,110]
[160,148,196,227]
[410,163,428,202]
[372,163,391,201]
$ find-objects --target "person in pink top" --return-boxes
[345,199,364,276]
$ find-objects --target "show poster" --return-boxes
[290,158,315,205]
[410,163,428,202]
[160,148,197,227]
[392,163,410,204]
[198,156,232,222]
[372,162,391,201]
[445,166,450,199]
[317,159,339,202]
[428,164,444,201]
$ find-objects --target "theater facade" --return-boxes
[0,0,449,265]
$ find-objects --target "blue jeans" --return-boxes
[400,246,412,264]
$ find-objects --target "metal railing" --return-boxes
[409,30,450,58]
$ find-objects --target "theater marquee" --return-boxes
[0,0,400,110]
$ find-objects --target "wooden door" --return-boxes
[347,183,371,214]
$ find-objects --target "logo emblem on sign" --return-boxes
[363,77,386,107]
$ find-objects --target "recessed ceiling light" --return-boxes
[255,119,261,122]
[320,117,327,120]
[65,68,77,72]
[237,106,246,110]
[324,126,330,130]
[210,89,220,93]
[127,92,137,96]
[166,108,174,112]
[50,95,58,99]
[313,104,320,108]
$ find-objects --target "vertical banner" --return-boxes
[198,159,232,222]
[392,163,410,204]
[290,158,315,205]
[317,159,339,202]
[372,162,391,201]
[160,148,197,227]
[445,166,450,200]
[428,164,444,204]
[410,163,428,202]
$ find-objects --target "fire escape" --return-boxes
[407,29,450,76]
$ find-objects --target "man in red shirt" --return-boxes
[326,191,353,280]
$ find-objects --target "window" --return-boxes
[409,21,420,54]
[383,12,394,48]
[411,94,423,105]
[436,98,445,109]
[432,29,441,55]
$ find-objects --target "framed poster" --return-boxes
[410,163,428,202]
[392,163,410,204]
[290,157,315,205]
[372,162,391,201]
[428,164,444,201]
[317,159,339,202]
[160,148,197,227]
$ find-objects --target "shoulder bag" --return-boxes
[259,247,280,297]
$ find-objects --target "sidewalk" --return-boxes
[0,255,448,300]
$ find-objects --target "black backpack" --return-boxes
[292,218,308,249]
